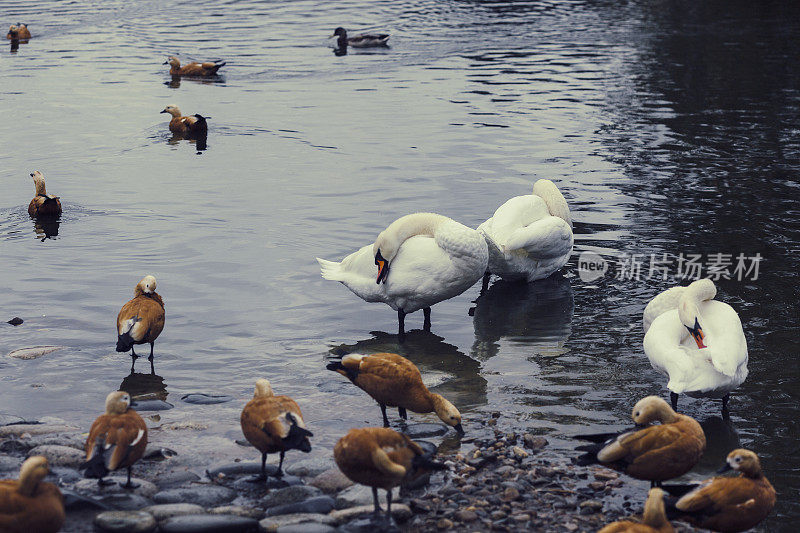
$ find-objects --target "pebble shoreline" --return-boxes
[0,412,700,532]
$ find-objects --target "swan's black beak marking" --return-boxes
[685,317,706,349]
[375,249,389,284]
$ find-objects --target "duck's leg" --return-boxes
[423,307,431,331]
[481,272,491,293]
[148,342,156,374]
[371,486,382,517]
[397,309,406,341]
[722,394,730,420]
[247,452,268,482]
[670,392,679,411]
[130,356,137,374]
[380,403,390,427]
[97,476,115,487]
[275,451,285,478]
[121,466,140,489]
[398,407,407,420]
[385,488,393,522]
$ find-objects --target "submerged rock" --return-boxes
[7,317,23,326]
[154,470,201,489]
[181,393,234,405]
[7,345,64,359]
[94,510,157,533]
[153,486,237,507]
[98,493,154,511]
[61,488,114,510]
[159,514,259,532]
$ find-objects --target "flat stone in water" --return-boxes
[329,504,411,525]
[0,423,79,437]
[259,513,336,533]
[141,503,205,522]
[414,440,437,456]
[154,470,201,489]
[159,514,259,532]
[285,456,334,477]
[181,393,234,405]
[335,484,387,510]
[130,399,174,411]
[61,489,114,510]
[263,485,321,508]
[74,477,158,498]
[207,462,278,480]
[336,516,399,533]
[277,523,337,533]
[265,495,335,517]
[94,510,156,533]
[98,493,154,511]
[310,468,353,493]
[0,414,25,426]
[403,423,448,438]
[7,345,65,360]
[153,486,237,507]
[28,444,85,467]
[209,505,264,519]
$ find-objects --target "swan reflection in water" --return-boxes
[696,416,740,472]
[470,274,574,361]
[31,216,60,241]
[329,329,487,412]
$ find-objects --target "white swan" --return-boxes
[643,278,748,416]
[316,213,489,337]
[477,179,573,284]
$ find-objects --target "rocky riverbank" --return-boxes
[0,410,698,532]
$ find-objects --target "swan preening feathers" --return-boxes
[643,278,748,415]
[317,212,488,337]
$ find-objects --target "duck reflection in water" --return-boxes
[119,371,168,405]
[470,274,573,361]
[329,329,487,417]
[32,217,60,242]
[167,132,208,153]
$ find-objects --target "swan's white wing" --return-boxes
[504,216,573,260]
[643,286,687,333]
[480,195,550,245]
[702,300,748,378]
[644,310,698,393]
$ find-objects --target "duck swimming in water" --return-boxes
[331,27,389,48]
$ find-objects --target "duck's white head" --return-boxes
[160,104,181,117]
[631,395,677,425]
[677,278,717,349]
[254,378,274,398]
[105,390,131,415]
[431,394,464,435]
[721,448,763,478]
[30,170,47,195]
[372,213,445,284]
[532,179,572,228]
[137,275,157,294]
[17,456,49,496]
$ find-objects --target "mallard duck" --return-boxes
[334,427,444,521]
[599,488,674,533]
[116,275,165,373]
[240,379,312,481]
[0,456,65,533]
[160,105,209,137]
[327,352,463,434]
[163,56,225,76]
[6,23,31,40]
[82,391,148,488]
[575,396,706,486]
[27,171,62,218]
[663,449,776,532]
[331,27,389,48]
[643,278,748,416]
[317,213,488,338]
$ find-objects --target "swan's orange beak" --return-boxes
[686,318,706,349]
[375,250,389,284]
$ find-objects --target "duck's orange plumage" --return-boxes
[82,391,148,488]
[0,456,65,533]
[599,488,674,533]
[240,379,312,480]
[160,105,208,136]
[116,275,165,372]
[327,353,463,433]
[27,171,62,218]
[6,24,31,40]
[164,56,225,76]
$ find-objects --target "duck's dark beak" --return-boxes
[162,60,169,65]
[375,250,389,284]
[160,109,168,114]
[454,423,465,436]
[717,462,733,474]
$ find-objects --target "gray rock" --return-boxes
[262,485,321,508]
[403,423,448,438]
[329,504,411,525]
[335,484,387,509]
[141,503,205,521]
[130,399,174,411]
[207,462,278,481]
[0,455,20,472]
[98,493,154,511]
[277,524,336,533]
[94,510,156,532]
[258,513,336,533]
[7,345,65,360]
[159,514,259,532]
[61,488,114,510]
[284,456,333,478]
[181,393,234,405]
[74,477,158,498]
[231,474,302,492]
[50,466,83,484]
[265,496,335,517]
[28,444,85,467]
[155,470,201,489]
[209,505,264,519]
[309,468,353,493]
[26,432,85,450]
[153,486,237,506]
[0,423,78,437]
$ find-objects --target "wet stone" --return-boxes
[329,504,411,525]
[455,509,478,522]
[141,503,205,521]
[7,317,23,326]
[130,399,174,411]
[309,467,353,493]
[155,470,201,489]
[522,434,548,450]
[414,440,437,456]
[75,477,158,498]
[258,513,336,533]
[143,446,178,460]
[335,484,387,509]
[404,423,448,438]
[210,506,264,519]
[232,474,302,492]
[0,422,78,437]
[7,345,65,360]
[153,485,237,507]
[276,524,336,533]
[28,444,85,467]
[285,456,334,477]
[181,393,234,405]
[98,493,154,511]
[262,485,321,508]
[208,462,278,481]
[61,489,114,510]
[436,518,454,530]
[159,514,260,532]
[265,495,335,516]
[94,510,157,533]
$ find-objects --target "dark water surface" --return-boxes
[1,0,798,529]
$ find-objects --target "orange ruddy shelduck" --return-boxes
[160,105,209,137]
[575,396,706,486]
[82,391,148,488]
[6,23,31,40]
[163,56,225,76]
[327,352,463,434]
[116,275,165,373]
[599,488,674,533]
[664,449,776,532]
[27,171,62,218]
[240,379,313,482]
[334,427,445,521]
[0,456,65,533]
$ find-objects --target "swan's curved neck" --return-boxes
[532,180,572,228]
[375,213,448,259]
[677,279,717,348]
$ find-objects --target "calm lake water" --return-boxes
[2,0,798,529]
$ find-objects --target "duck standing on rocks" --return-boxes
[164,56,225,76]
[27,171,62,218]
[327,352,464,434]
[662,449,776,532]
[334,427,445,522]
[81,391,148,489]
[240,379,313,482]
[330,27,389,48]
[0,456,65,533]
[160,105,209,137]
[599,488,674,533]
[116,275,165,374]
[317,213,488,339]
[6,23,31,40]
[574,396,706,487]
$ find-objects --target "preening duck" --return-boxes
[164,56,225,76]
[0,456,65,533]
[6,23,31,40]
[334,427,445,521]
[327,352,464,434]
[643,278,748,416]
[575,396,706,486]
[317,212,488,338]
[663,449,776,533]
[81,391,148,488]
[331,27,389,48]
[477,179,573,285]
[598,488,674,533]
[27,171,62,218]
[240,379,313,481]
[116,275,165,373]
[160,105,209,137]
